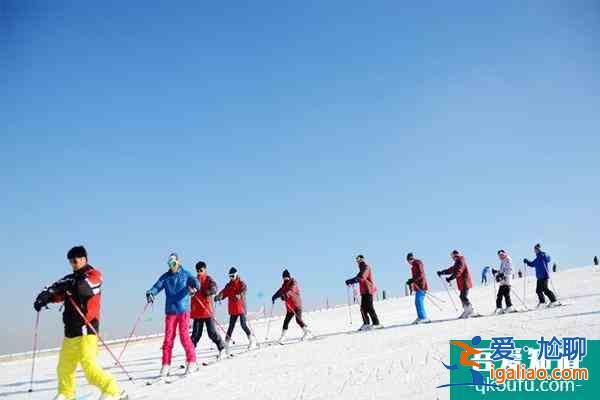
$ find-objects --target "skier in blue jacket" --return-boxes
[523,243,558,308]
[146,253,200,378]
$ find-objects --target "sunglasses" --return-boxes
[229,274,236,278]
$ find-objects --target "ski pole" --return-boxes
[549,278,561,299]
[511,287,529,311]
[264,303,274,341]
[346,285,353,325]
[426,292,447,303]
[66,294,134,382]
[192,295,234,344]
[28,311,41,393]
[425,293,444,311]
[523,261,528,303]
[116,302,150,363]
[438,275,458,312]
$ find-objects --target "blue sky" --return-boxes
[1,1,599,353]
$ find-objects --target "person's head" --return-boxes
[67,246,88,271]
[167,253,180,272]
[534,243,542,254]
[406,252,415,264]
[497,249,507,260]
[355,254,365,264]
[451,250,460,261]
[282,269,291,281]
[196,261,207,275]
[228,267,238,280]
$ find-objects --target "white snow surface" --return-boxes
[1,267,599,400]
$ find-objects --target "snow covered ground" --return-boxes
[2,267,599,400]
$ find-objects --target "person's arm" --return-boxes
[216,282,230,301]
[146,273,167,303]
[186,271,200,290]
[272,287,283,303]
[33,274,75,311]
[203,277,218,297]
[346,263,366,285]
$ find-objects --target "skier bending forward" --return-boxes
[272,269,311,343]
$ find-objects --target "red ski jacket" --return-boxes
[443,255,473,291]
[51,265,103,338]
[217,277,247,316]
[273,278,302,312]
[190,274,218,319]
[409,259,429,291]
[351,261,377,295]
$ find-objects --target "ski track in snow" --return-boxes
[1,267,599,400]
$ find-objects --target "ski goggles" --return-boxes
[167,255,179,268]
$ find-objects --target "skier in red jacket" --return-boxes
[437,250,475,318]
[345,254,382,331]
[190,261,226,359]
[272,269,311,344]
[215,267,256,351]
[405,253,430,324]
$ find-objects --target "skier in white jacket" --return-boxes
[492,249,514,314]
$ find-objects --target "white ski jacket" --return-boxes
[498,256,513,286]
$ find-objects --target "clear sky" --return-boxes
[1,1,599,354]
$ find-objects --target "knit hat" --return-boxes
[67,246,87,260]
[228,267,238,275]
[406,252,414,261]
[196,261,207,271]
[282,269,291,279]
[534,243,542,250]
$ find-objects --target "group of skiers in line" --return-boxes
[31,243,559,400]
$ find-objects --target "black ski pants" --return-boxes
[360,293,380,326]
[496,285,512,308]
[282,308,306,330]
[459,288,471,307]
[226,314,252,340]
[191,318,225,351]
[536,278,557,303]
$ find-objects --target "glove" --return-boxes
[406,278,414,286]
[446,277,452,283]
[491,268,498,275]
[214,294,221,303]
[523,258,529,264]
[271,294,277,304]
[34,290,53,312]
[146,292,154,304]
[495,273,505,283]
[437,270,443,277]
[188,287,198,296]
[345,279,353,286]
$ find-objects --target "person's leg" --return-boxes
[162,314,178,366]
[360,294,371,325]
[460,289,471,307]
[239,314,252,336]
[496,287,504,309]
[226,315,238,341]
[79,335,121,397]
[177,312,197,363]
[415,290,426,320]
[190,319,203,348]
[364,293,380,325]
[541,280,557,302]
[504,286,513,308]
[56,337,80,399]
[536,279,546,303]
[294,309,307,328]
[282,311,294,330]
[205,318,225,351]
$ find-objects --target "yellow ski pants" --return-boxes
[57,335,120,398]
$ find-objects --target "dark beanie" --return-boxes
[196,261,207,271]
[67,246,87,259]
[534,243,542,250]
[406,252,414,260]
[228,267,238,275]
[282,269,291,278]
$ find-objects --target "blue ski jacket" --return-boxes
[147,267,199,315]
[524,252,551,280]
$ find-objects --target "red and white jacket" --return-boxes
[191,274,218,319]
[217,277,247,316]
[273,278,302,312]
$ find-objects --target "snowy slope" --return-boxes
[2,267,599,400]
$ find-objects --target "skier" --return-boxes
[405,253,430,324]
[345,254,382,330]
[437,250,475,318]
[190,261,226,359]
[491,249,513,314]
[271,269,311,343]
[33,246,127,400]
[146,253,200,378]
[215,267,256,351]
[481,266,491,286]
[523,243,559,307]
